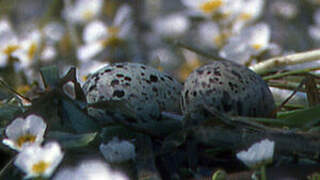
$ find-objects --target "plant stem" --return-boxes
[0,157,14,178]
[268,81,306,91]
[260,165,267,180]
[169,40,227,61]
[263,66,320,80]
[250,49,320,74]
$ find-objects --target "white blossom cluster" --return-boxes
[180,0,270,64]
[0,0,316,85]
[0,19,64,69]
[53,159,128,180]
[2,114,64,179]
[236,139,275,169]
[2,114,130,179]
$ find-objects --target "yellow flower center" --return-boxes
[83,10,94,21]
[239,13,252,20]
[200,0,223,14]
[108,26,119,36]
[82,75,88,82]
[32,161,50,174]
[220,12,231,19]
[252,44,262,50]
[101,27,121,47]
[28,43,37,60]
[3,45,20,55]
[16,134,36,147]
[214,35,224,48]
[213,32,229,48]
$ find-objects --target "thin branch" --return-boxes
[192,125,320,161]
[170,42,320,75]
[263,66,320,81]
[268,80,306,92]
[168,40,227,61]
[250,49,320,74]
[0,157,15,178]
[201,102,269,131]
[0,79,32,105]
[274,78,306,115]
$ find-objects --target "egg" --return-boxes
[82,62,182,123]
[181,60,276,125]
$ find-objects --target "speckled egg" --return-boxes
[181,60,275,124]
[82,62,182,123]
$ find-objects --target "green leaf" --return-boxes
[212,169,227,180]
[0,88,11,100]
[100,126,137,142]
[278,104,320,128]
[0,128,4,139]
[47,131,97,149]
[308,126,320,133]
[231,105,320,129]
[40,66,59,89]
[277,109,307,119]
[60,98,100,133]
[232,116,296,127]
[0,104,22,127]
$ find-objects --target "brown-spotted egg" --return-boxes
[82,62,182,123]
[181,60,275,125]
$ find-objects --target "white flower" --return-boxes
[181,0,227,17]
[14,142,64,179]
[198,21,226,49]
[2,114,47,151]
[309,25,320,41]
[40,45,57,62]
[12,30,42,68]
[77,41,105,62]
[53,159,128,180]
[100,138,136,163]
[149,48,181,72]
[113,4,132,28]
[152,13,190,38]
[0,18,12,35]
[0,31,20,67]
[216,0,242,24]
[232,0,265,32]
[76,20,108,61]
[63,0,104,24]
[77,5,132,62]
[219,23,271,64]
[236,139,275,168]
[270,1,298,20]
[309,9,320,41]
[181,0,241,22]
[43,22,65,43]
[82,21,108,44]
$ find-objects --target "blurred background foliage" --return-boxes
[1,0,320,179]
